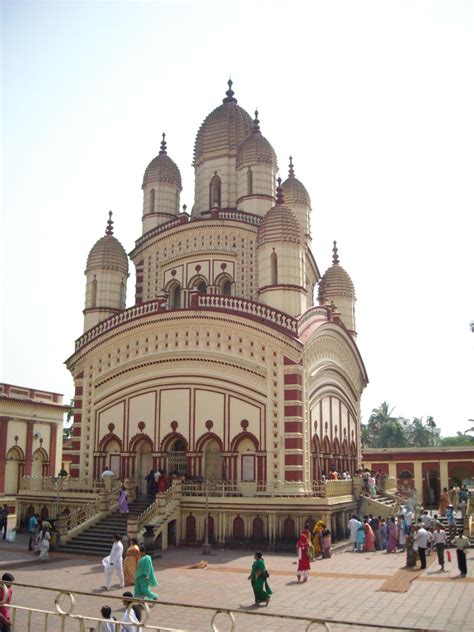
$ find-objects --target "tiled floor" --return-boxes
[1,536,473,631]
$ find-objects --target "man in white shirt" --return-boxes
[101,468,116,492]
[414,523,429,570]
[348,515,361,551]
[452,529,470,578]
[103,534,124,590]
[432,524,447,570]
[421,510,432,529]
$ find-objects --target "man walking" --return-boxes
[452,529,470,578]
[414,522,429,570]
[432,523,447,570]
[103,534,124,590]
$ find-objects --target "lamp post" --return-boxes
[201,478,212,555]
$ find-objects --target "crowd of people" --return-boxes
[27,512,52,561]
[346,509,469,577]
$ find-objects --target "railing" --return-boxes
[135,485,175,531]
[134,215,188,249]
[215,209,262,225]
[197,294,298,334]
[62,480,122,534]
[75,299,165,350]
[181,480,353,499]
[1,582,434,631]
[298,305,331,332]
[19,476,104,493]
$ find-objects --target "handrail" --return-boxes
[181,480,352,499]
[135,485,175,531]
[19,476,104,493]
[63,479,122,533]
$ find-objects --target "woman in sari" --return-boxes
[248,551,271,605]
[302,528,314,561]
[134,546,158,601]
[119,485,129,514]
[405,525,417,568]
[124,538,141,586]
[439,487,451,517]
[363,520,375,552]
[386,516,397,553]
[312,520,325,557]
[296,533,311,582]
[38,528,51,561]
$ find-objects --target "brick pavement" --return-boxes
[1,537,473,631]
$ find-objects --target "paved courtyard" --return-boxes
[1,536,473,631]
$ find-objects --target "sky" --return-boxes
[1,0,473,435]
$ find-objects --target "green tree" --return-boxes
[63,398,74,441]
[408,417,435,447]
[375,419,408,448]
[362,403,409,448]
[439,432,474,447]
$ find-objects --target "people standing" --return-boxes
[348,515,361,551]
[379,518,387,549]
[414,523,428,570]
[451,529,470,578]
[124,539,141,586]
[145,469,156,503]
[368,515,380,550]
[28,513,38,551]
[439,487,451,517]
[296,532,311,582]
[38,527,51,561]
[134,546,158,601]
[248,551,271,606]
[0,506,8,540]
[321,528,332,558]
[397,515,407,551]
[432,524,447,570]
[0,573,14,632]
[103,534,125,590]
[446,505,457,541]
[312,520,325,557]
[363,520,376,552]
[356,522,366,552]
[118,486,129,514]
[386,517,397,553]
[405,526,417,568]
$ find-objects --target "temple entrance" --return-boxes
[135,440,152,495]
[167,439,187,476]
[203,439,221,482]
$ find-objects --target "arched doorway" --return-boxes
[252,517,264,542]
[135,439,153,495]
[31,448,48,477]
[236,436,258,482]
[186,515,196,541]
[233,516,245,541]
[282,517,295,542]
[203,438,222,482]
[5,447,23,495]
[167,438,187,476]
[104,438,121,478]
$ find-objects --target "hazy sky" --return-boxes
[1,0,473,434]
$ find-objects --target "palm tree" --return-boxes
[376,419,408,448]
[408,417,434,447]
[368,402,395,432]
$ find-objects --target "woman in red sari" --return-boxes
[363,520,376,552]
[296,532,311,582]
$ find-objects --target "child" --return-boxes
[0,573,14,632]
[95,605,116,632]
[321,528,332,558]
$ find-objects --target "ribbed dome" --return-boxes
[86,213,129,275]
[281,157,311,206]
[237,111,277,168]
[142,134,182,189]
[318,242,355,300]
[194,81,253,167]
[257,184,302,246]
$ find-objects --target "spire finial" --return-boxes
[223,78,237,104]
[276,177,284,205]
[106,210,114,236]
[252,109,260,133]
[159,132,167,155]
[332,240,340,265]
[288,155,295,177]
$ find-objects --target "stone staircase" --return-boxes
[436,516,468,546]
[59,496,150,557]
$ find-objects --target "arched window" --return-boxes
[91,277,97,308]
[247,168,253,195]
[233,516,245,540]
[271,251,278,285]
[197,282,207,294]
[222,280,232,296]
[209,175,221,209]
[170,283,181,308]
[150,188,155,213]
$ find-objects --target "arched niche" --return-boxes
[31,448,48,477]
[5,446,24,495]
